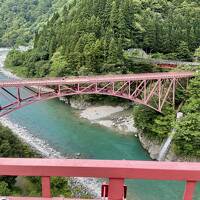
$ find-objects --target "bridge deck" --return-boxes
[0,72,194,87]
[134,57,200,66]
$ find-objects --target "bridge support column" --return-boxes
[42,176,51,198]
[108,178,125,200]
[173,78,176,108]
[158,79,161,111]
[38,86,41,98]
[58,85,61,95]
[112,82,115,95]
[183,181,197,200]
[17,88,21,103]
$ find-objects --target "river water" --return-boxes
[0,48,199,200]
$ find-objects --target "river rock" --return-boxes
[80,106,124,120]
[165,149,178,161]
[138,132,161,160]
[149,145,161,160]
[70,99,92,110]
[97,120,113,128]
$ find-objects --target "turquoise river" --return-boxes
[0,49,199,200]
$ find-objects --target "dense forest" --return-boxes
[0,0,72,47]
[3,0,200,158]
[5,0,200,77]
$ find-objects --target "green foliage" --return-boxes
[133,105,157,134]
[176,41,192,61]
[187,74,200,98]
[50,51,68,76]
[6,0,200,78]
[133,72,200,157]
[5,49,24,68]
[133,105,175,141]
[172,74,200,157]
[181,74,200,113]
[25,176,72,197]
[194,46,200,61]
[0,125,37,158]
[51,177,72,197]
[5,49,50,77]
[0,0,71,47]
[0,181,11,196]
[151,107,176,140]
[174,113,200,156]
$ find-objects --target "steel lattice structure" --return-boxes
[0,72,194,117]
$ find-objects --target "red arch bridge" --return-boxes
[0,71,199,200]
[0,71,194,117]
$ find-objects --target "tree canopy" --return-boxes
[0,0,70,47]
[6,0,200,77]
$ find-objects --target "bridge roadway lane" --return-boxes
[0,72,195,87]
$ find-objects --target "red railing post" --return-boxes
[108,178,125,200]
[183,181,197,200]
[42,176,51,198]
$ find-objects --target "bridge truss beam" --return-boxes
[0,72,194,117]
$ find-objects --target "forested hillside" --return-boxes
[5,0,200,77]
[0,0,71,47]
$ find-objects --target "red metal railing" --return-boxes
[0,158,199,200]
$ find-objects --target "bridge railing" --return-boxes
[0,158,199,200]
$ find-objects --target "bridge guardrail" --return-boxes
[0,158,199,200]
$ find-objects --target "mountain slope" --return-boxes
[0,0,70,47]
[5,0,200,77]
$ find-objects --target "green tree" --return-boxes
[51,177,72,197]
[194,46,200,61]
[174,113,200,156]
[110,1,119,37]
[176,41,192,61]
[107,38,122,64]
[50,51,68,76]
[133,105,175,141]
[0,181,10,196]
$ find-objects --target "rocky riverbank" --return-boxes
[138,132,200,162]
[138,132,179,161]
[138,132,161,160]
[60,97,137,134]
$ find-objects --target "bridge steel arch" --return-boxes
[0,72,194,117]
